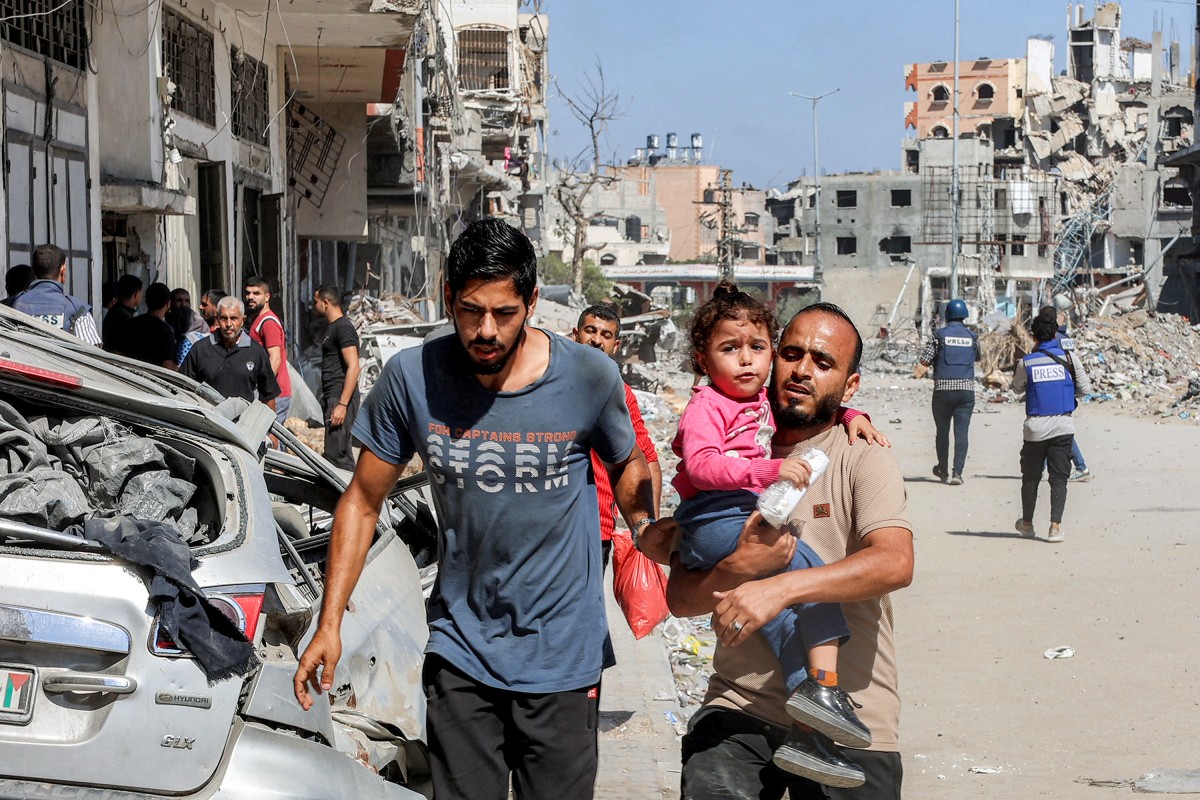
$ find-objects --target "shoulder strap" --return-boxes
[1039,348,1076,384]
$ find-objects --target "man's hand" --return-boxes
[637,516,676,565]
[666,511,797,618]
[330,403,347,427]
[294,626,343,710]
[913,362,930,379]
[713,573,790,646]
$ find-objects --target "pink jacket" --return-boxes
[671,385,861,500]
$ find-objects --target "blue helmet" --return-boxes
[945,298,969,321]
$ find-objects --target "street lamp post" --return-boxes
[790,89,839,278]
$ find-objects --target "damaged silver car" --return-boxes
[0,305,438,799]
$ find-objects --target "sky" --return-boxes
[543,0,1193,190]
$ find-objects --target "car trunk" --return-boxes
[0,386,260,794]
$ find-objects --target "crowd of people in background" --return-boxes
[1,242,362,466]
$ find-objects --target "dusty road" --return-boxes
[857,377,1200,798]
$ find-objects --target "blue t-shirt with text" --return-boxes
[353,330,635,692]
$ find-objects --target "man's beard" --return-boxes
[458,328,524,375]
[770,382,843,430]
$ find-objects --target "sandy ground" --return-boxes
[852,376,1200,798]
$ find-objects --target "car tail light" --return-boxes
[0,358,81,389]
[150,584,266,658]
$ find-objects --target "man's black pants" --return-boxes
[1020,434,1073,524]
[322,393,358,471]
[422,654,599,800]
[681,707,903,800]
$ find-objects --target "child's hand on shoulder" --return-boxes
[846,415,891,448]
[778,458,813,488]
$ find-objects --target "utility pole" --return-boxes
[790,89,839,279]
[950,0,961,299]
[716,168,736,281]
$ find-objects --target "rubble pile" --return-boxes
[1068,311,1200,417]
[346,292,426,328]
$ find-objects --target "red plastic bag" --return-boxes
[611,529,670,639]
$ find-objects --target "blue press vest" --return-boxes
[12,280,91,333]
[1023,342,1076,417]
[933,321,977,380]
[1054,326,1075,352]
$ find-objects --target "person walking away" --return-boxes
[12,244,102,345]
[244,275,292,423]
[2,265,33,307]
[1012,312,1091,543]
[913,298,979,485]
[313,285,361,471]
[122,282,178,369]
[653,302,914,800]
[103,274,143,353]
[180,296,280,409]
[293,219,656,800]
[570,302,662,567]
[1039,305,1094,482]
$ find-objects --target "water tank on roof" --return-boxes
[691,133,703,149]
[647,134,660,150]
[626,215,642,243]
[666,132,678,148]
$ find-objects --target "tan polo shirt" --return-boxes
[703,423,912,751]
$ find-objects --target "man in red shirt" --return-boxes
[572,303,662,566]
[244,275,292,423]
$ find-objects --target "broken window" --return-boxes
[836,236,856,255]
[0,0,86,69]
[163,10,216,125]
[932,125,950,139]
[931,85,950,103]
[231,47,270,144]
[836,190,857,209]
[457,28,510,91]
[976,83,995,101]
[1011,234,1026,256]
[891,189,912,207]
[906,149,920,174]
[1162,184,1192,207]
[600,253,617,265]
[879,235,912,255]
[744,212,760,231]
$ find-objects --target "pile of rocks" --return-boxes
[1068,310,1200,418]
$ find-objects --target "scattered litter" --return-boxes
[1043,645,1075,659]
[889,418,903,424]
[968,766,1003,774]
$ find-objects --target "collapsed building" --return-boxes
[772,2,1199,337]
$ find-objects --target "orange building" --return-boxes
[904,57,1027,144]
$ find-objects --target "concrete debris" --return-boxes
[346,292,427,328]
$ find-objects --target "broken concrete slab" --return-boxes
[1134,768,1200,794]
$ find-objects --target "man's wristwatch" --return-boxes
[630,517,656,550]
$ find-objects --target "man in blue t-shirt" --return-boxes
[294,219,656,799]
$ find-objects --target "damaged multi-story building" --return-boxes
[0,0,548,345]
[772,1,1197,331]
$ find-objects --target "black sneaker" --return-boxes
[773,727,866,789]
[785,677,872,748]
[932,464,947,482]
[948,473,963,486]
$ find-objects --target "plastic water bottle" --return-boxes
[756,446,830,527]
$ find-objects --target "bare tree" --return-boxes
[553,61,624,297]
